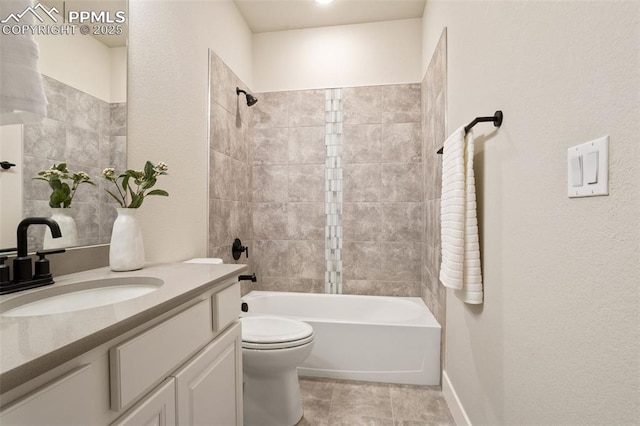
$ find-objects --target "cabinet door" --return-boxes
[0,365,101,425]
[111,378,176,426]
[173,322,242,426]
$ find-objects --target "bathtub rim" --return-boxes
[241,291,441,329]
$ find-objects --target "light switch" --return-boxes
[570,155,583,187]
[584,151,598,184]
[567,136,609,198]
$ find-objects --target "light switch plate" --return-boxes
[567,136,609,198]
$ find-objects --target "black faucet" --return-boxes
[0,218,65,295]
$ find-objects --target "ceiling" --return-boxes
[233,0,427,34]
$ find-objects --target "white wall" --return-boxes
[422,1,640,424]
[128,0,253,263]
[110,46,127,103]
[35,33,126,103]
[253,18,422,92]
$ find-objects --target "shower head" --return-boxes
[236,87,258,107]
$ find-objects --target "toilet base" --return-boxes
[243,368,303,426]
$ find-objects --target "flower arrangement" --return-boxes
[33,163,95,208]
[102,161,169,208]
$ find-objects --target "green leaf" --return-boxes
[129,193,144,209]
[147,189,168,197]
[104,189,125,207]
[50,178,62,190]
[122,175,130,193]
[141,177,156,190]
[56,163,67,171]
[144,161,154,179]
[50,191,65,208]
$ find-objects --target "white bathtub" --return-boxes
[240,291,441,386]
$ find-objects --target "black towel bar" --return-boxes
[436,110,503,154]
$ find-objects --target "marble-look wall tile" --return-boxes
[42,75,67,122]
[342,124,382,164]
[343,280,421,297]
[288,240,324,279]
[253,91,289,128]
[382,122,421,163]
[379,242,422,281]
[260,278,324,293]
[343,86,382,124]
[343,163,382,202]
[23,119,66,160]
[110,103,127,136]
[209,150,234,200]
[288,126,325,165]
[421,28,448,374]
[210,102,232,156]
[66,87,101,131]
[382,84,421,124]
[65,126,99,167]
[210,52,236,114]
[288,202,324,240]
[381,163,423,202]
[342,202,381,242]
[253,127,288,165]
[289,90,325,127]
[252,165,288,203]
[254,240,289,277]
[343,241,381,280]
[252,203,287,240]
[288,164,324,202]
[380,202,423,242]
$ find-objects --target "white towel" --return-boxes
[439,127,483,304]
[0,0,48,125]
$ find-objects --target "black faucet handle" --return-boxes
[0,257,9,286]
[232,238,249,260]
[0,247,17,254]
[36,249,66,258]
[33,249,64,280]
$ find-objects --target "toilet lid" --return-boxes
[240,316,313,349]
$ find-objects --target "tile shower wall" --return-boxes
[342,84,423,296]
[22,75,126,251]
[251,89,327,293]
[422,30,448,361]
[252,84,423,297]
[208,52,254,293]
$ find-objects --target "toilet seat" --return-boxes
[241,316,314,350]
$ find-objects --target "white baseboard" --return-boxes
[442,370,472,426]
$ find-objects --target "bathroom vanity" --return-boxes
[0,262,246,425]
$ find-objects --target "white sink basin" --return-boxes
[0,277,163,317]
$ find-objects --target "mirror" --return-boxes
[0,0,127,252]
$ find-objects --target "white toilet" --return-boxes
[240,315,314,426]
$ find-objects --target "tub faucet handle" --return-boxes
[232,238,248,260]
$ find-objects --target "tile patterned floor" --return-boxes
[298,378,456,426]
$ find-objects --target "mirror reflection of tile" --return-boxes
[22,75,127,251]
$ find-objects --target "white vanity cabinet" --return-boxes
[173,322,242,425]
[0,277,243,426]
[111,378,177,426]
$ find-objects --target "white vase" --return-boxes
[109,208,145,272]
[43,208,78,250]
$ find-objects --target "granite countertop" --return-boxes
[0,262,247,391]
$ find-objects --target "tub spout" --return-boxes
[239,273,257,282]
